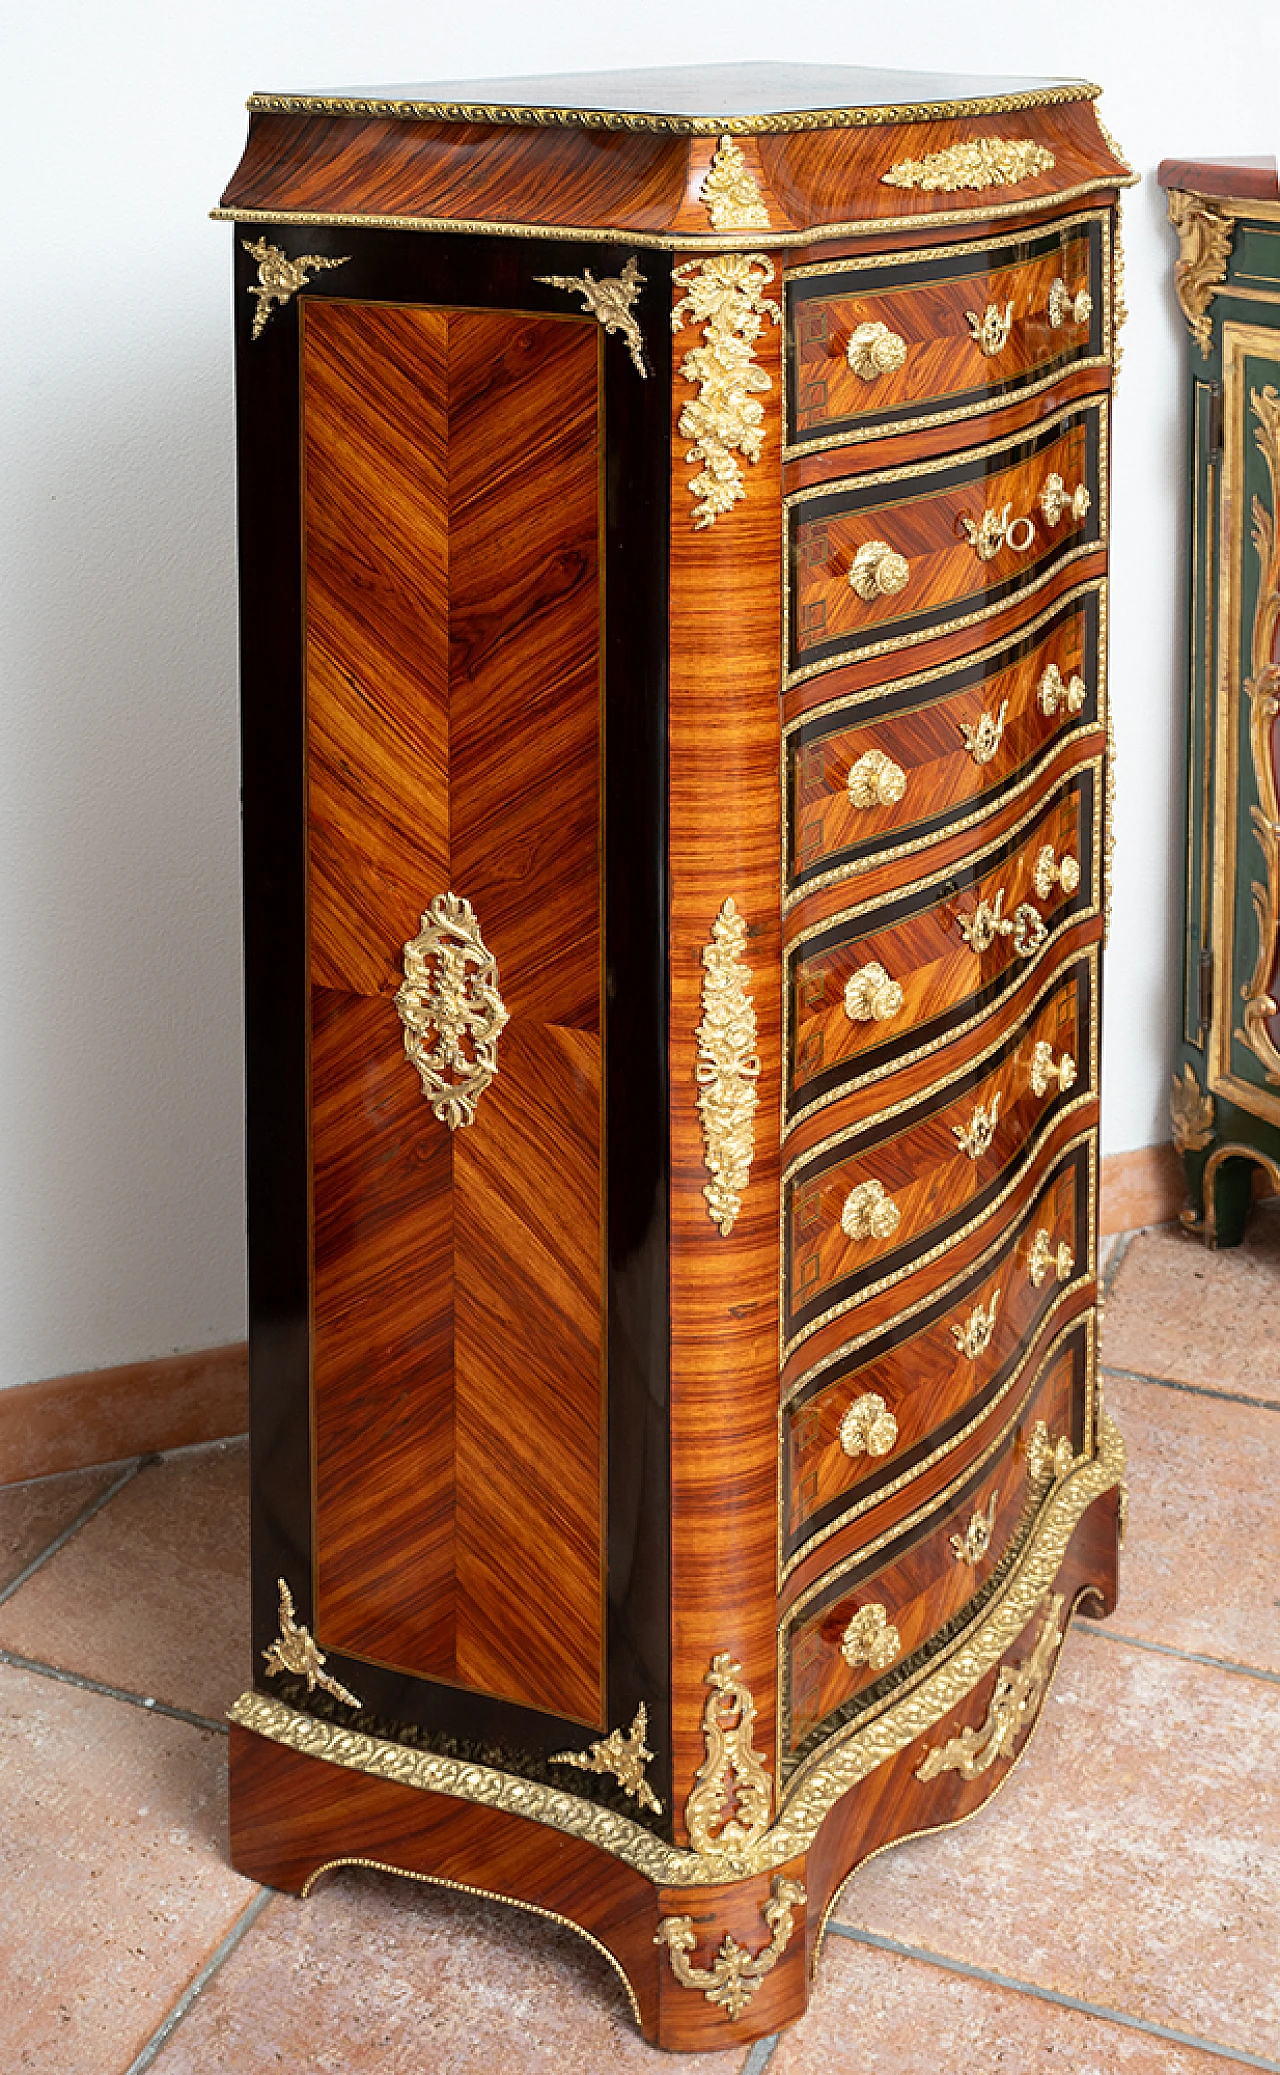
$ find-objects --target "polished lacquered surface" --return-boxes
[277,61,1086,120]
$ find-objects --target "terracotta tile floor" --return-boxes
[2,1213,1278,2073]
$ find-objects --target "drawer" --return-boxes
[779,1314,1090,1780]
[781,1130,1093,1579]
[786,758,1100,1127]
[784,954,1095,1357]
[786,212,1110,456]
[785,396,1106,684]
[786,582,1102,901]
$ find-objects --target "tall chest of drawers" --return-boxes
[1160,157,1280,1244]
[219,65,1131,2049]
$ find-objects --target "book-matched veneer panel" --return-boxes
[448,311,602,1033]
[666,262,784,1835]
[455,1022,604,1726]
[781,1318,1087,1772]
[786,582,1102,899]
[782,1131,1092,1573]
[304,299,606,1724]
[786,399,1104,682]
[312,986,456,1681]
[303,302,450,999]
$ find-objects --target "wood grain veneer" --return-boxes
[225,67,1127,2051]
[789,217,1104,449]
[788,407,1102,675]
[783,1137,1090,1560]
[665,256,784,1841]
[219,97,1129,246]
[787,585,1100,894]
[304,299,605,1726]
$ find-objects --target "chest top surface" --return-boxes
[247,60,1091,127]
[218,59,1131,249]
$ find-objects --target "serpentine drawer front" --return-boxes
[787,399,1105,680]
[222,63,1129,2054]
[786,581,1102,898]
[787,211,1110,454]
[786,759,1100,1124]
[780,1319,1089,1777]
[781,1135,1093,1575]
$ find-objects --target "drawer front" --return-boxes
[782,1129,1093,1577]
[786,213,1109,455]
[786,397,1106,684]
[787,759,1099,1126]
[784,954,1095,1355]
[786,582,1102,901]
[779,1314,1090,1778]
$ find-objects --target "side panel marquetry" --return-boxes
[304,300,606,1728]
[785,397,1106,684]
[787,213,1108,454]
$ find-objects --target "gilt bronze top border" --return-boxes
[211,174,1136,254]
[243,82,1100,136]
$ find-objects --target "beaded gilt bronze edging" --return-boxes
[241,82,1101,135]
[228,1412,1123,1887]
[211,181,1133,253]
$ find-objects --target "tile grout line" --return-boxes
[1101,1362,1280,1414]
[741,2036,780,2073]
[0,1646,230,1733]
[1099,1227,1134,1298]
[121,1885,275,2074]
[828,1925,1280,2072]
[1073,1620,1280,1686]
[0,1430,249,1496]
[0,1457,144,1608]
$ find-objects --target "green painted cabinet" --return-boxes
[1161,157,1280,1244]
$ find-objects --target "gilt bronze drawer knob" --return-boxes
[847,747,907,808]
[844,961,904,1023]
[841,1178,901,1243]
[1038,662,1087,717]
[842,1602,902,1670]
[1027,1228,1075,1288]
[839,1391,899,1459]
[1032,844,1081,899]
[847,318,907,379]
[849,539,911,601]
[1030,1040,1077,1096]
[965,300,1015,356]
[1038,472,1091,526]
[1048,277,1093,328]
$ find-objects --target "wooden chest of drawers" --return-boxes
[219,64,1131,2049]
[1160,156,1280,1244]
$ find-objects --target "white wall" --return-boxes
[1,3,1274,1390]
